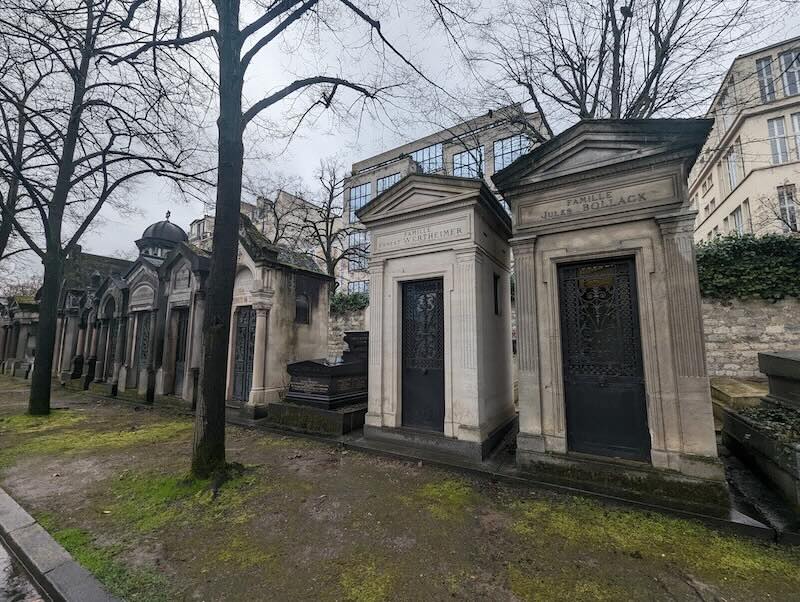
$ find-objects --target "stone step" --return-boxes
[710,377,767,409]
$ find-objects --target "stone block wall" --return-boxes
[702,298,800,379]
[327,309,367,361]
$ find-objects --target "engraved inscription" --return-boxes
[376,218,469,252]
[519,178,675,225]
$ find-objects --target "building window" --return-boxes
[780,50,800,96]
[768,117,789,164]
[756,56,776,102]
[732,206,744,235]
[410,144,443,173]
[453,146,485,178]
[493,135,529,172]
[725,141,740,190]
[793,112,800,160]
[348,182,371,223]
[376,173,401,194]
[347,231,369,272]
[701,176,713,195]
[347,280,369,294]
[778,184,798,232]
[295,294,310,324]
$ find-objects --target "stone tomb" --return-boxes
[492,120,727,511]
[357,174,516,460]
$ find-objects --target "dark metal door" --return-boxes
[558,258,650,462]
[401,278,445,432]
[135,313,151,386]
[173,309,190,395]
[232,307,256,402]
[105,319,117,380]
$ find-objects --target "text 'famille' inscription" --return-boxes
[519,178,675,225]
[376,219,469,251]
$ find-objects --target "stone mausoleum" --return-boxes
[493,120,725,499]
[52,213,331,417]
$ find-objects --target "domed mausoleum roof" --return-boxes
[141,211,188,244]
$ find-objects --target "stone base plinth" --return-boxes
[516,444,730,517]
[266,401,367,436]
[365,414,517,462]
[758,351,800,411]
[12,362,31,379]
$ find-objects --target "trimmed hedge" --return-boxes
[330,291,369,315]
[696,234,800,301]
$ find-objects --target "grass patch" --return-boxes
[508,565,625,602]
[0,419,192,467]
[218,535,278,570]
[410,478,476,520]
[340,560,394,602]
[37,515,171,602]
[511,497,800,584]
[0,410,86,434]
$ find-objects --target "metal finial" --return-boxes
[166,210,171,221]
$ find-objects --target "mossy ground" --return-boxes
[1,375,799,601]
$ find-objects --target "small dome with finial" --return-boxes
[136,211,187,261]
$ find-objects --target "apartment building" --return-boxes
[690,36,800,240]
[340,105,541,294]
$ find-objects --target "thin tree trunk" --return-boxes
[191,0,243,478]
[0,109,26,260]
[28,251,63,414]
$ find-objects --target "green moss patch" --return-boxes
[218,535,278,570]
[410,478,477,521]
[739,405,800,446]
[508,565,626,602]
[0,419,192,467]
[0,410,86,434]
[511,497,800,584]
[37,516,171,602]
[340,560,394,602]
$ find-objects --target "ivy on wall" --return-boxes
[330,291,369,315]
[696,234,800,301]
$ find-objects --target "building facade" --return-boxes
[690,36,800,240]
[341,105,541,294]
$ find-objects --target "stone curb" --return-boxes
[0,486,120,602]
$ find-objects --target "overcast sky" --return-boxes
[54,2,800,261]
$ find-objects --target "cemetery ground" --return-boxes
[0,376,799,602]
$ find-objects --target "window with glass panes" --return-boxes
[778,184,798,231]
[347,231,369,271]
[725,142,740,190]
[780,50,800,96]
[410,144,443,173]
[347,280,369,294]
[768,117,789,164]
[793,113,800,160]
[348,182,371,222]
[732,206,744,234]
[453,146,484,178]
[756,57,776,102]
[493,135,529,171]
[376,173,401,194]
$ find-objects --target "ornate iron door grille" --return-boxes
[558,258,650,462]
[137,313,151,367]
[401,278,445,431]
[233,307,256,402]
[174,309,190,395]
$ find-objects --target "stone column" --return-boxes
[93,319,110,382]
[52,313,64,376]
[15,323,29,360]
[60,314,79,382]
[187,292,205,407]
[511,237,546,455]
[83,320,99,388]
[245,305,269,415]
[656,212,718,461]
[110,316,127,395]
[119,314,136,391]
[365,261,385,428]
[453,250,479,440]
[72,321,87,378]
[0,326,6,362]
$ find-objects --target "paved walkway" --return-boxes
[0,540,43,602]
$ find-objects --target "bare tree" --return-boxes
[459,0,782,141]
[243,174,310,247]
[0,274,42,297]
[754,186,800,234]
[0,0,203,415]
[301,158,366,290]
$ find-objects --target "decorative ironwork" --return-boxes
[174,309,190,393]
[559,260,642,379]
[233,307,256,401]
[137,313,151,365]
[402,279,444,370]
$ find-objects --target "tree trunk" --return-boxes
[28,251,63,414]
[191,0,243,478]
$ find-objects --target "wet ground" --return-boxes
[0,541,43,602]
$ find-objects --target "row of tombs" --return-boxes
[1,120,730,514]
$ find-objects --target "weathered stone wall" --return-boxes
[327,309,367,361]
[702,298,800,379]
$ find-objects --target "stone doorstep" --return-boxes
[0,486,120,602]
[710,377,768,409]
